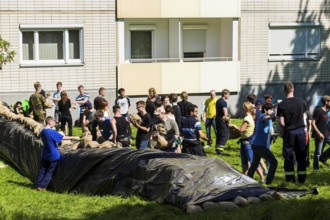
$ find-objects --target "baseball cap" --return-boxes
[83,101,92,109]
[256,98,264,105]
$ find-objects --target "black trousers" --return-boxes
[182,140,206,156]
[282,127,307,183]
[215,118,229,147]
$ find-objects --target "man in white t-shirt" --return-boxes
[52,82,62,127]
[115,88,131,138]
[115,88,131,117]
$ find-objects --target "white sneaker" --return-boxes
[204,145,210,149]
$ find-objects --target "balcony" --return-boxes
[117,17,240,95]
[117,0,241,18]
[118,60,240,95]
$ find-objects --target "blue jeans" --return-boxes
[248,145,278,184]
[136,139,149,149]
[313,136,330,170]
[205,118,217,140]
[240,143,253,171]
[35,159,58,189]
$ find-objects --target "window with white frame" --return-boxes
[131,31,152,59]
[129,25,155,61]
[20,24,83,66]
[269,23,321,61]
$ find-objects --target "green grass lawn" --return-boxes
[1,120,330,219]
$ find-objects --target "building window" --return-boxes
[269,23,321,61]
[20,25,83,67]
[131,31,152,59]
[182,25,207,61]
[129,25,155,62]
[183,52,204,58]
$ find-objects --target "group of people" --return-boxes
[10,80,330,190]
[203,82,330,185]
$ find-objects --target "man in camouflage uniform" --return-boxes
[29,81,46,124]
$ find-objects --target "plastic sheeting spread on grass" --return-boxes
[0,117,270,208]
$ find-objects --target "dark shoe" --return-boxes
[285,175,296,183]
[216,150,229,156]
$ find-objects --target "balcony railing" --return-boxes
[127,57,233,63]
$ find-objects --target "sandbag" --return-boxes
[0,117,270,208]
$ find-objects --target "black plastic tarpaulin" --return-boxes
[0,117,270,208]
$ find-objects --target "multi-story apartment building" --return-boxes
[117,0,329,115]
[1,0,328,116]
[239,0,330,113]
[0,0,116,119]
[116,0,241,113]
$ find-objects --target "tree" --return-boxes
[0,35,16,70]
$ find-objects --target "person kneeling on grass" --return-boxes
[35,116,79,191]
[247,103,278,184]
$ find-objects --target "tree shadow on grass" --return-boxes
[82,203,185,220]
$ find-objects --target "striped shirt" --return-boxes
[76,93,90,114]
[181,116,202,141]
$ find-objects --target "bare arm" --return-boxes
[263,115,272,121]
[279,116,285,136]
[82,115,89,127]
[279,116,285,127]
[62,136,80,141]
[312,119,324,139]
[198,130,208,141]
[110,118,117,143]
[52,97,61,102]
[75,98,88,105]
[132,119,150,132]
[229,121,248,133]
[223,107,228,116]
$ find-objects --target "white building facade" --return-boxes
[1,0,328,116]
[239,0,330,113]
[0,0,117,113]
[116,0,241,112]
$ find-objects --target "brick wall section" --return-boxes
[240,0,330,86]
[0,0,116,99]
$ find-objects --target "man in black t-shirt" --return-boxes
[111,105,130,147]
[215,89,230,155]
[277,82,307,183]
[177,91,192,118]
[169,93,182,131]
[132,100,152,149]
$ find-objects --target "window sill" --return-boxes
[20,63,85,68]
[268,57,320,62]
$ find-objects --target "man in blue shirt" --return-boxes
[35,116,79,191]
[95,110,113,141]
[248,103,278,184]
[181,104,209,156]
